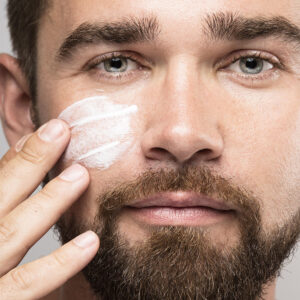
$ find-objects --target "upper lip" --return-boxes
[128,191,233,211]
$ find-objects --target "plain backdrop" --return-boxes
[1,1,300,299]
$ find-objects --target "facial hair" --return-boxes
[55,165,300,300]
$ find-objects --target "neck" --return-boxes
[262,280,277,300]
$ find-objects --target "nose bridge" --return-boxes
[142,55,224,164]
[162,56,203,125]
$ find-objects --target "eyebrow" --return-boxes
[56,12,300,62]
[57,15,160,61]
[204,12,300,43]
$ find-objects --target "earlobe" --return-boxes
[0,53,35,147]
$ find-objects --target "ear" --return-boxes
[0,54,35,147]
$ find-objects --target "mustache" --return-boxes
[97,165,261,223]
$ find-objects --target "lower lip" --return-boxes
[124,206,234,226]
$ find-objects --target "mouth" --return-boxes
[125,191,236,226]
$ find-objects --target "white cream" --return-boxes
[69,105,138,127]
[58,95,138,170]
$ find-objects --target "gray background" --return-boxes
[0,0,300,299]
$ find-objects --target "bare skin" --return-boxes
[0,118,99,299]
[1,0,300,299]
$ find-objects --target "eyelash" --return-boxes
[219,51,284,81]
[85,52,146,82]
[85,51,284,82]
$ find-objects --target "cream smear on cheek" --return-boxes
[58,95,138,170]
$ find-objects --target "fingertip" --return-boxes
[59,164,88,182]
[73,230,99,249]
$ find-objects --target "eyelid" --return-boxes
[216,50,284,71]
[83,51,150,72]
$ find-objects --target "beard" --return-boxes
[55,165,300,300]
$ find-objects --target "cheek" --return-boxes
[58,96,139,170]
[257,134,300,230]
[220,82,300,228]
[255,104,300,214]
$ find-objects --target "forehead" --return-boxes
[44,0,299,34]
[38,0,300,64]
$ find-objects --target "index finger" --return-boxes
[0,119,70,216]
[0,134,32,169]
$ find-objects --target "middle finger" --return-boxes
[0,164,89,276]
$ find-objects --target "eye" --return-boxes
[102,57,135,73]
[227,56,274,75]
[85,52,148,82]
[104,57,126,72]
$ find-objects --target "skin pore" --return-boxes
[2,0,300,299]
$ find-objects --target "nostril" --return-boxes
[147,148,214,163]
[153,147,167,152]
[198,149,212,155]
[196,148,215,160]
[147,147,175,161]
[152,147,170,155]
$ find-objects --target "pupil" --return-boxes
[110,58,122,69]
[245,58,258,69]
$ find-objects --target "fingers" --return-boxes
[0,134,32,169]
[0,119,70,217]
[0,118,98,299]
[0,164,90,276]
[0,231,99,300]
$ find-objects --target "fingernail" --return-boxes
[15,134,32,152]
[59,164,86,182]
[73,231,97,248]
[38,119,65,142]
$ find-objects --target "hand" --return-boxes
[0,119,99,299]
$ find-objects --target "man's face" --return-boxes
[35,0,300,299]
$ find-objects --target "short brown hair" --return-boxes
[7,0,49,99]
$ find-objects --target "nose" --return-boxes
[141,58,224,165]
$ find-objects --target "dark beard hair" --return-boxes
[55,166,300,300]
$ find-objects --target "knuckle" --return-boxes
[0,154,11,168]
[0,222,15,244]
[25,198,46,215]
[52,251,69,267]
[39,187,56,203]
[9,266,32,290]
[17,145,46,165]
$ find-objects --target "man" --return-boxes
[0,0,300,299]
